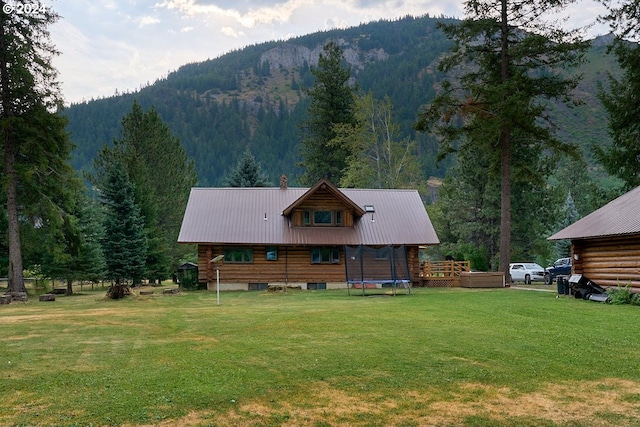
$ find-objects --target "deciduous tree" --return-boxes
[338,93,425,192]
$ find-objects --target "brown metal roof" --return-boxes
[548,185,640,240]
[178,185,439,246]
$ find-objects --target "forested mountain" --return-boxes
[63,15,615,188]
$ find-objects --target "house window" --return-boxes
[314,210,333,225]
[248,283,268,291]
[224,247,253,263]
[311,247,340,264]
[298,210,346,227]
[266,246,278,261]
[307,282,327,290]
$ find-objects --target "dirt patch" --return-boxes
[127,378,640,426]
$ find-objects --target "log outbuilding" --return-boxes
[548,185,640,288]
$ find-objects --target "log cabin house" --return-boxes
[178,177,439,290]
[548,185,640,288]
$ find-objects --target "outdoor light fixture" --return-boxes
[364,205,375,222]
[573,253,579,261]
[210,254,224,306]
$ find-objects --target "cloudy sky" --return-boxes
[48,0,610,105]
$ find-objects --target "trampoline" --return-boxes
[344,245,412,296]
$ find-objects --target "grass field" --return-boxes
[1,286,639,427]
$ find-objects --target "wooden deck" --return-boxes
[418,260,471,287]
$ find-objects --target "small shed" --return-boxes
[548,186,640,288]
[176,262,199,288]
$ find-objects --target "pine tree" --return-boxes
[415,0,588,281]
[38,191,107,295]
[90,101,197,282]
[101,158,147,287]
[554,193,579,259]
[1,2,75,296]
[299,41,356,185]
[224,148,271,187]
[596,41,640,190]
[596,0,640,190]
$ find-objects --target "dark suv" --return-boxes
[544,257,571,285]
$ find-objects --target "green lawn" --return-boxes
[1,287,639,426]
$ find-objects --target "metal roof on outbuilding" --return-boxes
[548,185,640,240]
[178,185,439,246]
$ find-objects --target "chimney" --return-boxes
[279,174,288,190]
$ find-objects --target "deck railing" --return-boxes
[419,260,471,286]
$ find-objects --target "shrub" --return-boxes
[607,284,633,305]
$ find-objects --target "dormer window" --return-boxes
[314,210,332,225]
[299,210,345,226]
[282,179,365,228]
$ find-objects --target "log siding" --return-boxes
[572,235,640,288]
[198,244,424,289]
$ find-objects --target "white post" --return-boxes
[216,263,220,306]
[210,254,224,306]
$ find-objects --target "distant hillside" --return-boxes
[63,15,616,187]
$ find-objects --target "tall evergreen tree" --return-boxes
[90,101,197,281]
[1,1,75,296]
[299,41,356,185]
[553,193,579,259]
[100,158,147,286]
[224,148,271,187]
[38,189,106,295]
[72,194,107,285]
[415,0,588,280]
[596,0,640,190]
[596,41,640,190]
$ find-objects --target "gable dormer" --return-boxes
[282,178,366,227]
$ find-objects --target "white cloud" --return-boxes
[138,16,161,26]
[221,26,245,37]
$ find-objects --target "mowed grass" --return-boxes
[1,287,639,426]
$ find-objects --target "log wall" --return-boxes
[572,235,640,288]
[198,244,423,289]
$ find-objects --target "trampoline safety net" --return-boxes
[344,245,411,295]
